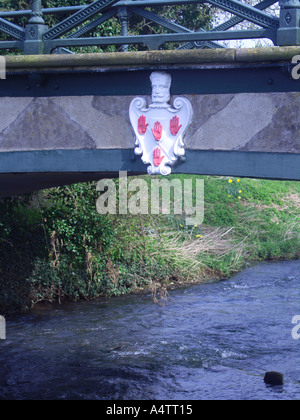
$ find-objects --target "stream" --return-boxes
[0,260,300,400]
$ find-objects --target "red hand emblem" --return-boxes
[152,121,163,141]
[153,147,164,166]
[138,115,148,135]
[170,116,182,136]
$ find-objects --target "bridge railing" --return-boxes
[0,0,299,54]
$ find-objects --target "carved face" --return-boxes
[150,72,171,105]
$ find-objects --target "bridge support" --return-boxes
[278,0,300,45]
[24,0,48,55]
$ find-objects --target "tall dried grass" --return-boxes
[148,226,243,280]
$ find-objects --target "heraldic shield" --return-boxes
[129,72,193,175]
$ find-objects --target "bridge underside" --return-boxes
[1,48,300,197]
[0,149,299,198]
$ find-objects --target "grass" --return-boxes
[0,175,299,312]
[88,175,297,290]
[99,174,299,301]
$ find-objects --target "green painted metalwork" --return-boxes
[0,150,299,181]
[1,61,299,97]
[1,0,300,54]
[66,9,116,40]
[0,17,25,40]
[42,0,119,41]
[179,0,279,49]
[131,6,224,49]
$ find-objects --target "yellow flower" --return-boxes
[194,224,198,228]
[238,196,241,200]
[237,179,240,182]
[228,195,231,198]
[239,190,242,193]
[196,234,203,238]
[228,179,232,183]
[180,224,183,228]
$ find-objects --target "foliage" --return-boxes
[0,194,48,312]
[0,176,299,314]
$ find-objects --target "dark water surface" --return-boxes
[0,260,300,400]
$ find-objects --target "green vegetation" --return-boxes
[0,175,299,314]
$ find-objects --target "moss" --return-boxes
[5,46,300,71]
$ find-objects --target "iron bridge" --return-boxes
[0,1,299,196]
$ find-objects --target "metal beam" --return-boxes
[0,40,23,50]
[0,6,83,18]
[44,28,277,52]
[212,0,278,32]
[0,1,288,53]
[0,150,299,183]
[0,17,25,40]
[42,0,120,40]
[132,7,224,49]
[179,0,278,50]
[0,0,282,22]
[66,9,116,39]
[1,60,297,97]
[205,0,279,29]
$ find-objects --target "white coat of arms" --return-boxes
[129,72,193,175]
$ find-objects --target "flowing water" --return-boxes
[0,260,300,400]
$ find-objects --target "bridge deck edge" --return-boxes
[4,47,300,72]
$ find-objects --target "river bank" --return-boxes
[0,175,299,314]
